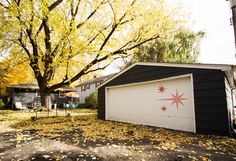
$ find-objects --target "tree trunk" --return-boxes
[40,91,52,110]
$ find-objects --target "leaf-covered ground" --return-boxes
[0,110,235,161]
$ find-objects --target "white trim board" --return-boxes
[190,74,196,133]
[98,62,234,89]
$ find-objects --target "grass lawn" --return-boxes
[0,109,235,161]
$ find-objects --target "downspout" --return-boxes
[233,65,236,85]
[231,65,236,135]
[227,0,236,135]
[228,0,236,52]
[224,66,236,136]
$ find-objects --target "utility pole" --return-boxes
[228,0,236,54]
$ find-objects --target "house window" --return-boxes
[81,84,90,92]
[59,92,65,98]
[86,84,90,90]
[81,85,85,92]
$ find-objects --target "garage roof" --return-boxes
[98,62,236,88]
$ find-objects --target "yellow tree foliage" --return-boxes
[0,0,190,107]
[0,54,35,95]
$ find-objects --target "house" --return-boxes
[98,62,236,136]
[7,83,77,109]
[76,74,115,104]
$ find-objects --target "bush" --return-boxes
[77,103,87,108]
[85,92,98,109]
[0,101,5,109]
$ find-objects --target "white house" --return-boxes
[76,74,115,103]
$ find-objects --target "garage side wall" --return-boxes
[98,65,230,135]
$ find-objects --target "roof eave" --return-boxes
[135,62,233,71]
[98,62,236,89]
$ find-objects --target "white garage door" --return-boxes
[106,75,196,132]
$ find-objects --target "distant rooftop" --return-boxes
[7,83,76,92]
[76,73,116,87]
[7,82,38,89]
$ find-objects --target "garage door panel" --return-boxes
[108,114,195,132]
[155,117,195,132]
[106,76,195,132]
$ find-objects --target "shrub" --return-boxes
[77,104,87,108]
[85,92,98,109]
[0,101,5,109]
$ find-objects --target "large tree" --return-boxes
[0,0,189,108]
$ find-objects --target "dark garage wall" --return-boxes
[98,65,231,135]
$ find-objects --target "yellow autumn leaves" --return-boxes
[1,110,233,153]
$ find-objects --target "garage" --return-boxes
[98,62,236,135]
[106,75,195,132]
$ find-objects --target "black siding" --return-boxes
[98,65,231,135]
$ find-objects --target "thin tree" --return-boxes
[123,29,205,67]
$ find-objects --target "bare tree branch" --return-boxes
[84,57,119,75]
[35,24,44,38]
[108,1,116,24]
[116,40,132,51]
[120,17,134,25]
[47,34,160,92]
[0,2,9,9]
[88,23,112,44]
[18,34,31,58]
[99,23,118,51]
[76,0,106,29]
[94,35,160,63]
[26,30,38,54]
[35,0,64,38]
[5,0,11,5]
[48,0,64,11]
[84,54,131,75]
[18,33,43,80]
[114,35,160,55]
[97,0,137,52]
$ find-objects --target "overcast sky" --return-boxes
[181,0,236,64]
[103,0,236,75]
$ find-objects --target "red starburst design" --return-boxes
[160,90,187,109]
[160,106,167,111]
[158,85,166,94]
